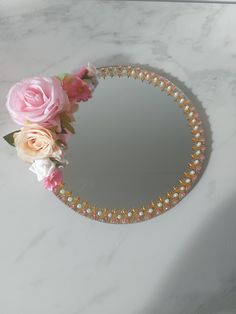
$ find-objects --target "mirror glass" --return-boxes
[62,73,193,209]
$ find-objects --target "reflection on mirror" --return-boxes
[64,75,192,206]
[55,66,206,224]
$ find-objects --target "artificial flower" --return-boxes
[43,168,63,191]
[4,64,99,192]
[29,158,55,181]
[62,74,92,102]
[76,66,88,79]
[14,124,61,163]
[73,63,96,80]
[6,76,69,128]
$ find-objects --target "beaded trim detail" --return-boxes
[54,65,206,224]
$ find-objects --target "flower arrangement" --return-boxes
[3,63,98,191]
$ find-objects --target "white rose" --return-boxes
[29,158,56,181]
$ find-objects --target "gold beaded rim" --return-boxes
[53,65,206,224]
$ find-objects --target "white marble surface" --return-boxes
[1,1,236,314]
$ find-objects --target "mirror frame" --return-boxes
[54,65,206,224]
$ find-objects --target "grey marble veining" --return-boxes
[0,1,236,314]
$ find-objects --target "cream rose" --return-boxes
[14,124,60,163]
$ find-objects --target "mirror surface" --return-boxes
[63,75,193,209]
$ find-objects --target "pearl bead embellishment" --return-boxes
[54,65,206,224]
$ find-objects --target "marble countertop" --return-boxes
[1,1,236,314]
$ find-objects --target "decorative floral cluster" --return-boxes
[3,63,98,191]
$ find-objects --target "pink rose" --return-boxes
[62,74,92,102]
[6,76,69,127]
[76,66,88,79]
[73,63,97,79]
[43,168,63,191]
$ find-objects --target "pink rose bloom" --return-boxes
[74,63,97,79]
[76,66,88,79]
[62,74,92,102]
[43,168,63,191]
[6,76,69,127]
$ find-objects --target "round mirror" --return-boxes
[55,65,206,224]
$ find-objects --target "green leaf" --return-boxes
[60,113,75,134]
[63,121,75,134]
[49,158,63,168]
[60,112,72,123]
[3,130,20,147]
[57,73,68,81]
[50,126,58,133]
[55,139,67,149]
[83,78,90,84]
